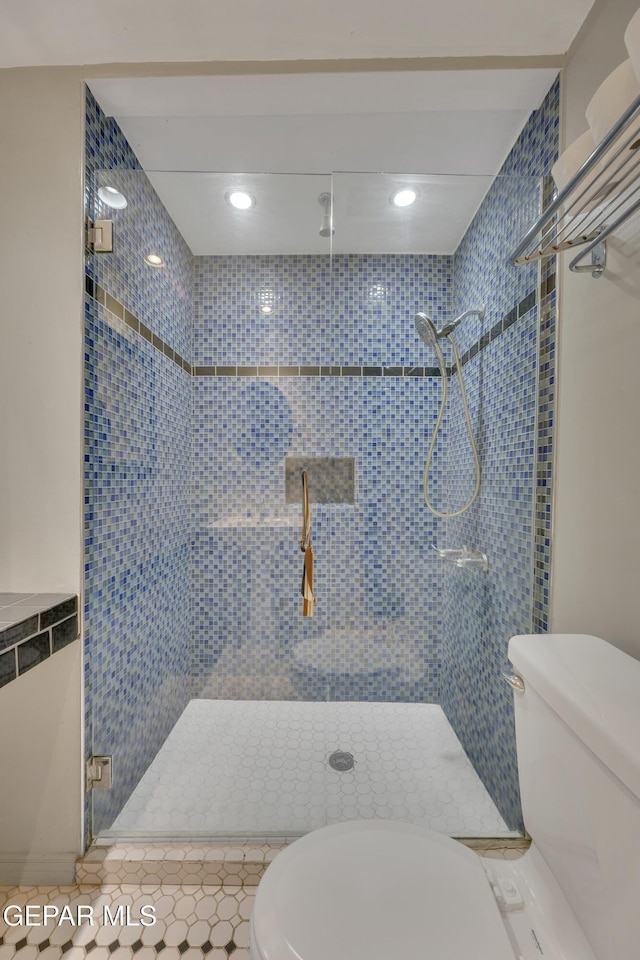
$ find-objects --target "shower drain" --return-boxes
[328,750,355,772]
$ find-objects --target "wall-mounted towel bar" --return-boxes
[509,93,640,278]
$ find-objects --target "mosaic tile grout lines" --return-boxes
[85,88,193,839]
[83,78,558,841]
[87,276,545,379]
[440,74,559,831]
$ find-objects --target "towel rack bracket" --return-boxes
[569,236,607,278]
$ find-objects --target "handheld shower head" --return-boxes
[414,312,439,349]
[415,305,485,344]
[414,307,483,520]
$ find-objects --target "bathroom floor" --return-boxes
[109,700,518,838]
[0,846,525,960]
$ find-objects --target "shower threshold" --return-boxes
[104,700,520,840]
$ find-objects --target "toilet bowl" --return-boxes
[251,633,640,960]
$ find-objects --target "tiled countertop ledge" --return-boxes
[0,593,79,690]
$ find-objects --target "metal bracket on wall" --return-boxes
[568,236,607,279]
[86,218,113,253]
[86,755,113,790]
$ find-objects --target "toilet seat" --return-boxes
[250,820,516,960]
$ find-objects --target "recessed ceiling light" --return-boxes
[144,253,165,267]
[391,188,418,208]
[226,190,256,210]
[98,185,128,209]
[260,305,273,314]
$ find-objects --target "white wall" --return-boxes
[0,66,85,880]
[551,0,640,658]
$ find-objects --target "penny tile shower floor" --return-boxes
[109,700,518,838]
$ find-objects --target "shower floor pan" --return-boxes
[109,699,519,839]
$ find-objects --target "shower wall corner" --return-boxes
[439,74,559,832]
[84,87,194,839]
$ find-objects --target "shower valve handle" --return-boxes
[431,545,464,559]
[432,544,489,571]
[455,553,489,573]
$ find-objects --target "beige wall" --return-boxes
[0,644,83,883]
[0,67,85,880]
[0,67,85,592]
[551,0,640,658]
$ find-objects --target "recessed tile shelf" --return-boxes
[0,593,79,690]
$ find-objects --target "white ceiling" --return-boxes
[0,0,594,67]
[90,69,556,254]
[90,68,558,175]
[3,1,595,255]
[89,71,562,118]
[138,171,498,256]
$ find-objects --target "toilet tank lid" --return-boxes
[509,634,640,801]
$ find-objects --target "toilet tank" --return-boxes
[509,634,640,960]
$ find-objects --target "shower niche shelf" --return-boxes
[510,93,640,278]
[207,516,298,529]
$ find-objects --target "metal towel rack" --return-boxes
[510,93,640,278]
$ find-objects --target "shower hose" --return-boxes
[423,334,481,519]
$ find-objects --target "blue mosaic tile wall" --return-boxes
[83,77,559,837]
[84,89,193,835]
[193,254,451,367]
[86,91,192,360]
[440,77,559,830]
[192,255,451,701]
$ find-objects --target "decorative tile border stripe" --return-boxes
[0,598,79,690]
[76,841,288,886]
[532,182,557,633]
[88,277,547,380]
[454,288,539,371]
[193,364,442,377]
[85,276,192,375]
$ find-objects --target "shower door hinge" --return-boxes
[86,218,113,253]
[86,756,113,790]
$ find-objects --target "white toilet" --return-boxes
[250,633,640,960]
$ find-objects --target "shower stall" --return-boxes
[84,82,558,844]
